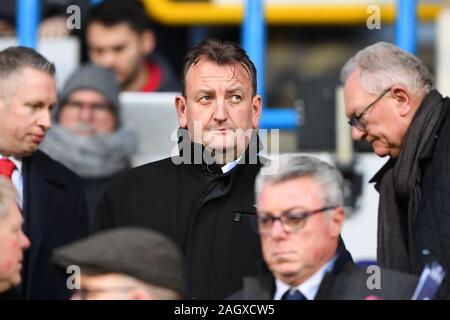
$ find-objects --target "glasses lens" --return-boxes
[258,215,273,234]
[349,117,366,131]
[282,214,305,231]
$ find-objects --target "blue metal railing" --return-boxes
[395,0,417,54]
[241,0,298,129]
[17,0,40,49]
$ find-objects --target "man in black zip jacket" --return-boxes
[94,38,265,299]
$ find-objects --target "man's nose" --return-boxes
[37,109,52,131]
[97,51,116,69]
[351,126,366,141]
[20,230,30,249]
[213,99,228,122]
[79,105,94,122]
[270,219,287,240]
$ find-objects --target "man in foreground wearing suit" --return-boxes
[0,46,89,299]
[232,154,419,300]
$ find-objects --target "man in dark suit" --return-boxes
[0,46,89,299]
[231,154,419,300]
[95,38,264,299]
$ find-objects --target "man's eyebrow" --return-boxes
[194,88,215,96]
[257,206,308,214]
[225,87,244,94]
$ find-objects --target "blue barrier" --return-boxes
[17,0,40,48]
[395,0,417,54]
[241,0,297,129]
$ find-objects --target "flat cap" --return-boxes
[52,227,185,295]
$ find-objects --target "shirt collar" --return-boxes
[221,156,242,174]
[0,154,22,173]
[274,254,337,300]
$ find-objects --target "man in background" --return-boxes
[40,64,137,229]
[86,0,179,92]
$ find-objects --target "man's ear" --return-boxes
[141,30,156,55]
[252,95,263,129]
[392,86,412,117]
[175,95,188,128]
[329,207,345,238]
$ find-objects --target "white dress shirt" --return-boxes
[221,156,242,174]
[274,255,338,300]
[0,155,24,209]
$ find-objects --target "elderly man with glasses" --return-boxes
[230,154,420,300]
[341,42,450,297]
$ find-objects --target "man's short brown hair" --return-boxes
[0,46,55,79]
[181,38,257,97]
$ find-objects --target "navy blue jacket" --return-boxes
[21,150,89,299]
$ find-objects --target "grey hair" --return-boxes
[255,154,344,208]
[0,46,56,79]
[0,176,19,221]
[340,41,432,97]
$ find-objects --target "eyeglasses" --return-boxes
[256,206,337,235]
[71,286,136,300]
[65,100,112,112]
[347,87,391,131]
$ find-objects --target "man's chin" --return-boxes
[15,146,37,157]
[374,150,389,158]
[371,143,390,158]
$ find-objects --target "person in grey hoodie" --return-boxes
[40,64,137,230]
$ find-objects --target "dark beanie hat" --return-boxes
[52,227,185,296]
[57,64,120,120]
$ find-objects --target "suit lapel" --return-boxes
[315,238,355,300]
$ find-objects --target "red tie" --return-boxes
[0,158,16,180]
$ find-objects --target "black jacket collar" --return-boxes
[175,128,264,175]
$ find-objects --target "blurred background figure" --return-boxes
[0,177,30,299]
[52,227,184,300]
[86,0,179,92]
[40,64,137,229]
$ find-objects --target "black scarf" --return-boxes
[375,90,445,274]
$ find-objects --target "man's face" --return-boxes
[58,89,116,136]
[343,67,405,158]
[71,273,149,300]
[87,22,152,89]
[0,67,56,157]
[0,199,30,291]
[175,58,262,161]
[257,177,344,286]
